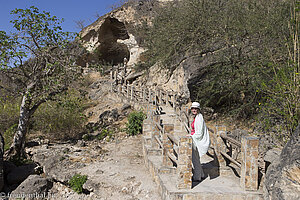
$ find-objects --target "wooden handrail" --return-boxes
[173,145,179,156]
[220,151,241,168]
[154,121,163,132]
[220,133,241,148]
[154,135,163,148]
[166,133,179,146]
[167,151,178,165]
[183,121,191,133]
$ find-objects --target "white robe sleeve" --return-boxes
[191,113,210,157]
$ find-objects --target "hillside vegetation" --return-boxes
[0,0,298,150]
[137,0,299,142]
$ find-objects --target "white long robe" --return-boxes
[191,113,210,157]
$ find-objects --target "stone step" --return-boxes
[144,145,163,156]
[142,135,263,199]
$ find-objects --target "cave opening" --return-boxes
[95,17,130,65]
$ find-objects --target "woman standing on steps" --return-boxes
[190,102,210,181]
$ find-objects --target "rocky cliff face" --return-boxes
[79,0,193,99]
[79,3,148,66]
[264,124,300,200]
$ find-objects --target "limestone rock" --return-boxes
[99,109,119,126]
[264,124,300,200]
[10,175,53,199]
[264,148,281,163]
[79,4,147,66]
[86,106,130,134]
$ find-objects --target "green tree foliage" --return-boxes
[259,2,299,139]
[30,89,87,140]
[0,6,85,158]
[141,0,299,137]
[126,111,146,136]
[0,96,19,134]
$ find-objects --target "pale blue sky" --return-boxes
[0,0,121,33]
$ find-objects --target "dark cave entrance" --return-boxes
[95,17,130,65]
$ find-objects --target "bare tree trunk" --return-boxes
[5,94,31,159]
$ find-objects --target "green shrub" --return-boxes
[3,124,17,151]
[69,174,88,194]
[30,89,87,140]
[82,134,92,141]
[140,0,292,121]
[126,111,146,136]
[0,96,20,147]
[97,128,113,140]
[258,3,299,139]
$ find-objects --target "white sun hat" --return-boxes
[191,102,200,109]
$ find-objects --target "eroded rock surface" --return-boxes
[26,135,160,200]
[10,175,53,200]
[264,124,300,200]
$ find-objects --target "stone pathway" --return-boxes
[141,104,264,199]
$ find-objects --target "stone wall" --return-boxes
[240,136,259,191]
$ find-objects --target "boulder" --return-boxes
[99,108,119,126]
[30,146,86,184]
[264,124,300,200]
[10,175,53,199]
[0,133,4,191]
[264,148,281,172]
[6,163,37,185]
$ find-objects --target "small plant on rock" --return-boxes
[126,111,146,136]
[97,128,113,140]
[69,174,88,194]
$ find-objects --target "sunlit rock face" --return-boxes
[80,5,145,66]
[79,0,191,97]
[264,124,300,200]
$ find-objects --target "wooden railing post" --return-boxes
[162,91,166,106]
[130,85,134,101]
[158,89,162,106]
[154,89,157,106]
[110,70,113,80]
[149,89,152,104]
[166,91,169,106]
[172,94,176,109]
[240,136,259,191]
[118,84,121,93]
[126,83,129,99]
[143,88,146,103]
[163,124,174,167]
[140,88,143,101]
[177,136,193,189]
[151,115,160,148]
[110,81,113,93]
[115,68,118,85]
